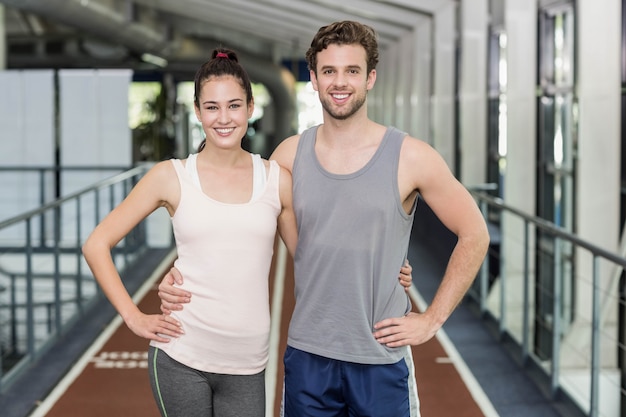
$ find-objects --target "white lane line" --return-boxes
[28,248,178,417]
[265,239,288,417]
[409,286,500,417]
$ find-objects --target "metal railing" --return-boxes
[470,190,625,417]
[0,164,170,393]
[2,169,623,416]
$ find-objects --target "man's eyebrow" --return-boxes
[319,64,362,71]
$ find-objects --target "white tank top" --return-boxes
[185,153,267,201]
[151,153,280,375]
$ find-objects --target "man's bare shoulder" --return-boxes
[398,134,454,189]
[400,134,438,162]
[270,134,301,172]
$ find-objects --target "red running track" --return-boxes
[32,247,489,417]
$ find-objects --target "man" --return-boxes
[160,21,489,417]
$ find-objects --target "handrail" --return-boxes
[469,189,625,417]
[472,191,626,267]
[0,165,148,229]
[0,163,169,394]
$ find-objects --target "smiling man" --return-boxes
[268,21,490,417]
[157,20,489,417]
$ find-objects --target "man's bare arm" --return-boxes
[158,267,191,314]
[373,138,489,347]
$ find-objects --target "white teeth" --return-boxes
[333,94,348,99]
[216,128,234,134]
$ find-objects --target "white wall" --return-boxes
[58,69,131,242]
[503,0,538,214]
[370,16,431,145]
[0,70,55,224]
[411,21,433,142]
[564,0,622,376]
[431,3,457,170]
[59,69,133,195]
[576,0,621,254]
[459,0,489,186]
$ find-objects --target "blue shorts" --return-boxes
[282,346,420,417]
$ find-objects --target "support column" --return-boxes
[0,5,6,70]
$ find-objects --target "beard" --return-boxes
[319,90,367,120]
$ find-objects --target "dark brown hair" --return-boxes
[305,21,379,75]
[194,48,253,152]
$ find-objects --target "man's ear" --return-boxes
[367,69,376,90]
[310,70,319,91]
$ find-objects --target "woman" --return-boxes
[82,48,297,417]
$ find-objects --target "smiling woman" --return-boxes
[177,80,272,154]
[81,47,299,417]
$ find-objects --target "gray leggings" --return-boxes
[148,347,265,417]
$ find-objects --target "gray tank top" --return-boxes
[288,125,416,364]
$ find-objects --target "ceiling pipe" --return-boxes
[0,0,297,152]
[0,0,173,56]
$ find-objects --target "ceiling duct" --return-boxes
[0,0,172,56]
[0,0,297,152]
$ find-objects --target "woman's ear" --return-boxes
[248,97,255,119]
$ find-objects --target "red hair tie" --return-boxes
[216,52,229,58]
